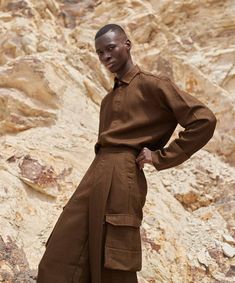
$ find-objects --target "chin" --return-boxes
[107,63,120,74]
[107,67,118,73]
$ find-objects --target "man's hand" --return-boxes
[136,147,153,169]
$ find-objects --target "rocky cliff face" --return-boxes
[0,0,234,282]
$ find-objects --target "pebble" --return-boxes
[223,234,235,245]
[222,243,235,258]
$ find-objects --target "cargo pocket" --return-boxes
[104,214,142,271]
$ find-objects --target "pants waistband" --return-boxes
[99,146,139,155]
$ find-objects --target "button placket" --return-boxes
[112,88,123,124]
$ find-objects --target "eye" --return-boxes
[107,45,115,51]
[96,50,103,56]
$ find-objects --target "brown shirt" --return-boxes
[95,65,216,171]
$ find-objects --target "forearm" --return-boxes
[151,116,216,170]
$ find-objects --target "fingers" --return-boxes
[136,147,154,169]
[136,147,151,169]
[136,154,145,163]
[136,157,144,169]
[136,147,147,158]
[138,160,145,170]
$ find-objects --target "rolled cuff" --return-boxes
[151,141,189,171]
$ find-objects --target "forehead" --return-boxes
[95,30,124,50]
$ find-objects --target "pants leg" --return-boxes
[37,154,102,283]
[37,185,90,283]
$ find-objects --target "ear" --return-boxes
[125,39,131,51]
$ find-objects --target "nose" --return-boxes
[101,51,111,63]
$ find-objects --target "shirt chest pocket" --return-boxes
[104,214,142,272]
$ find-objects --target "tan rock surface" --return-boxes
[0,0,235,282]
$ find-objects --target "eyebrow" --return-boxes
[95,43,116,53]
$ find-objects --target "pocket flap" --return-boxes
[105,214,141,227]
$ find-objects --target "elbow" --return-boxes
[196,109,217,148]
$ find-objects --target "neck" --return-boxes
[116,59,134,79]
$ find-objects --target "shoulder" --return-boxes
[136,68,173,88]
[134,68,176,96]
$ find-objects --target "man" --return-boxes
[37,24,216,283]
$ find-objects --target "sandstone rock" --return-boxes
[222,243,235,258]
[223,234,235,245]
[197,249,211,268]
[59,0,97,28]
[0,88,56,134]
[138,277,149,283]
[19,155,58,197]
[0,235,37,282]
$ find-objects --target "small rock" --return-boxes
[222,243,235,258]
[197,250,210,267]
[223,234,235,245]
[0,262,14,276]
[226,265,235,277]
[161,178,171,186]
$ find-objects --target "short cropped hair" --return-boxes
[95,24,126,40]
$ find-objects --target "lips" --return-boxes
[106,62,116,68]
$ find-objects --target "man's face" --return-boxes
[95,30,131,74]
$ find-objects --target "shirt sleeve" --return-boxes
[151,77,217,171]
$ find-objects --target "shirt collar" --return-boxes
[113,65,140,89]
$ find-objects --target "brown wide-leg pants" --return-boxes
[37,146,147,283]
